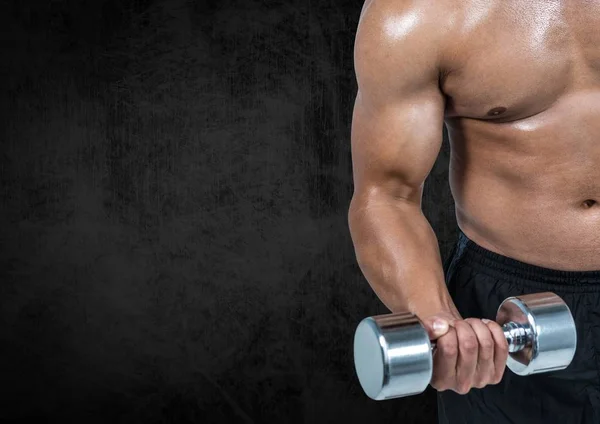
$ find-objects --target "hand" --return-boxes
[420,312,509,394]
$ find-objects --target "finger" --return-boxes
[421,313,459,340]
[454,320,478,394]
[465,318,495,388]
[421,316,450,340]
[483,319,509,384]
[431,327,458,391]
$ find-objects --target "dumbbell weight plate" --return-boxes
[496,292,577,376]
[353,312,433,400]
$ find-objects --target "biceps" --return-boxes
[350,90,445,202]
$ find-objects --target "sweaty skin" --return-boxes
[348,0,600,395]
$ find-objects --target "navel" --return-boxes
[487,107,507,117]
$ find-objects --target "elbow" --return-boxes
[347,195,365,238]
[347,197,372,268]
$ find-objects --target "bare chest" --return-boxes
[441,1,600,122]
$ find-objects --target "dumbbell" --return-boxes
[353,292,577,400]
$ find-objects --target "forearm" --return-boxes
[348,194,460,318]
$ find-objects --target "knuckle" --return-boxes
[483,372,496,386]
[442,345,458,357]
[481,339,494,350]
[479,350,493,362]
[456,378,472,394]
[462,338,478,352]
[456,384,471,395]
[473,380,486,389]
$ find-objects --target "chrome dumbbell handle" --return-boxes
[430,321,533,353]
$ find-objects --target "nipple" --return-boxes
[487,107,507,117]
[582,199,597,208]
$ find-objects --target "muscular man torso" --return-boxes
[350,0,600,403]
[415,1,600,270]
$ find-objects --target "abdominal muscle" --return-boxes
[446,94,600,272]
[452,180,600,271]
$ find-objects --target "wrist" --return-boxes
[410,297,461,321]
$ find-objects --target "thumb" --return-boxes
[420,315,452,340]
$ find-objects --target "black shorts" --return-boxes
[437,229,600,424]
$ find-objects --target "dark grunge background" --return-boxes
[0,1,456,423]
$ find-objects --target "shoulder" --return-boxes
[354,0,469,64]
[356,0,461,42]
[354,0,463,93]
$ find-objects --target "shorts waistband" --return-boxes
[451,228,600,291]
